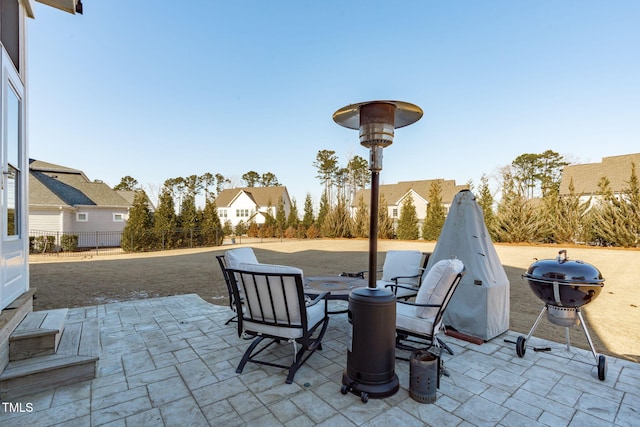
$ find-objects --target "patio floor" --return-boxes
[0,294,638,426]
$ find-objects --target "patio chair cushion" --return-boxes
[236,263,322,339]
[380,250,423,286]
[414,259,464,319]
[225,247,259,269]
[396,301,435,333]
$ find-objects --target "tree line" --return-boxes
[118,150,640,251]
[309,149,640,247]
[118,170,287,251]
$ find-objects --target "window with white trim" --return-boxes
[76,212,88,222]
[113,213,124,222]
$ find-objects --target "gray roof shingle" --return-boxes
[351,179,469,207]
[29,159,130,208]
[559,153,640,195]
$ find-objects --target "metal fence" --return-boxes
[29,230,125,256]
[28,228,230,257]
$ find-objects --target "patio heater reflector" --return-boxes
[334,100,423,402]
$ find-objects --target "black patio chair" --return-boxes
[228,263,329,384]
[342,251,431,300]
[216,247,260,325]
[393,258,465,356]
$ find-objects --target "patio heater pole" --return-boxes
[368,168,379,288]
[333,100,423,402]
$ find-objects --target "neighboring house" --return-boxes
[559,153,640,204]
[1,1,81,312]
[29,159,131,248]
[215,186,291,228]
[351,179,469,225]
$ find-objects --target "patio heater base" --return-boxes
[341,288,399,402]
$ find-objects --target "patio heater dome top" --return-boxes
[332,100,423,130]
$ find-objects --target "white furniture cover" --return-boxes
[426,190,510,340]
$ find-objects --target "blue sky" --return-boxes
[27,1,640,207]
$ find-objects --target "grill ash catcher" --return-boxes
[333,101,423,402]
[516,250,607,381]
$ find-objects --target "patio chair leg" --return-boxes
[236,336,266,374]
[285,346,308,384]
[437,337,454,355]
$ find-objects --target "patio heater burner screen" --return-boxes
[515,250,607,381]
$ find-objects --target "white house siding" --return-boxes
[29,209,62,232]
[228,193,259,226]
[70,207,128,247]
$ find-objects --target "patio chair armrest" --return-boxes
[305,291,329,307]
[385,283,418,293]
[397,300,442,308]
[390,273,421,283]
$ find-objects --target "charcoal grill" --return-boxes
[516,250,607,381]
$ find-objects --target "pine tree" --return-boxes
[476,174,496,238]
[493,168,539,243]
[263,199,276,237]
[624,162,640,247]
[552,179,590,244]
[422,181,446,240]
[317,192,329,236]
[275,197,287,237]
[121,190,153,252]
[153,186,178,249]
[351,194,369,238]
[321,197,353,238]
[396,194,419,240]
[377,194,394,239]
[200,196,223,246]
[535,186,561,243]
[589,167,640,247]
[286,198,299,229]
[179,193,198,230]
[302,193,315,229]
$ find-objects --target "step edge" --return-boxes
[0,355,99,381]
[9,328,61,340]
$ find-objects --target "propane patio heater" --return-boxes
[334,100,422,402]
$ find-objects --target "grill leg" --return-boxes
[564,327,571,352]
[526,306,547,341]
[576,309,599,362]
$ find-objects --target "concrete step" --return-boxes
[0,317,100,400]
[9,308,68,361]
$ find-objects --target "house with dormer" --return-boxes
[351,179,469,225]
[214,186,291,228]
[29,159,131,248]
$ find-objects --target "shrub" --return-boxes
[306,224,320,239]
[60,234,79,252]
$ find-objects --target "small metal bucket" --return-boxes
[409,350,440,403]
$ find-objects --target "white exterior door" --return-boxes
[0,50,27,310]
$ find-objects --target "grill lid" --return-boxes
[524,250,604,285]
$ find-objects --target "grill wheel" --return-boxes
[598,355,607,381]
[516,336,526,357]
